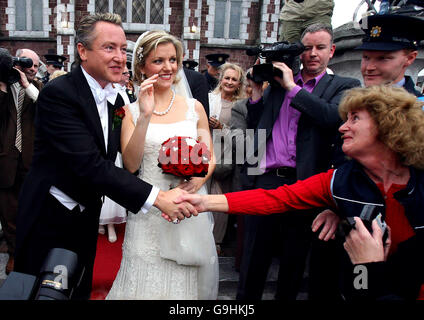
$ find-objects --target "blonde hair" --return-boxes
[49,70,67,81]
[132,30,183,85]
[339,85,424,169]
[212,63,246,101]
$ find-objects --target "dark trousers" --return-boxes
[0,154,27,256]
[15,194,100,300]
[236,171,340,300]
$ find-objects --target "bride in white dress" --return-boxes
[106,31,218,300]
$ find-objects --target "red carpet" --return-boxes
[90,223,126,300]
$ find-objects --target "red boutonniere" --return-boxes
[112,106,125,130]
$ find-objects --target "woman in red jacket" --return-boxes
[170,85,424,300]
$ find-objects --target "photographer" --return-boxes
[237,23,360,300]
[0,48,42,275]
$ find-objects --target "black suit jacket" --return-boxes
[184,68,210,117]
[15,66,153,257]
[241,73,361,188]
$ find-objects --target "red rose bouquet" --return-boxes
[158,136,211,180]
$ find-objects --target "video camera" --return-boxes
[246,41,305,83]
[339,204,389,243]
[0,248,84,300]
[0,47,33,85]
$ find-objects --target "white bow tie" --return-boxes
[93,84,118,106]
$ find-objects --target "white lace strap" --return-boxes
[185,98,199,123]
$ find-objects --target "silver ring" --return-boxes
[172,219,179,224]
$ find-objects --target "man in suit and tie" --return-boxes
[237,23,360,300]
[14,13,195,299]
[0,48,42,276]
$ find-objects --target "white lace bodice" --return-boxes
[129,98,200,193]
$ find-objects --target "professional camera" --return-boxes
[339,204,389,243]
[0,47,33,85]
[0,248,84,300]
[246,41,305,83]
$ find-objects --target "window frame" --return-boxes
[206,0,252,45]
[88,0,171,32]
[7,0,50,38]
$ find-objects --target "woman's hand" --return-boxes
[177,177,204,194]
[137,74,158,117]
[343,217,391,264]
[209,116,222,129]
[311,209,340,241]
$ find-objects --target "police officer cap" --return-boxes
[205,53,229,67]
[183,60,198,70]
[44,53,67,68]
[356,14,424,51]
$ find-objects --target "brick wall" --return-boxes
[169,0,184,36]
[0,0,7,37]
[199,47,256,73]
[0,40,56,58]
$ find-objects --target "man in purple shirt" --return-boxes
[237,23,360,301]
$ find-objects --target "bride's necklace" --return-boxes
[153,89,176,116]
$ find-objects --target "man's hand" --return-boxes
[311,209,339,241]
[343,217,391,264]
[272,62,296,91]
[14,67,30,89]
[154,188,198,222]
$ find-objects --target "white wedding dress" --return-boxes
[106,98,218,300]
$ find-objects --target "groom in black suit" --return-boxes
[14,13,194,299]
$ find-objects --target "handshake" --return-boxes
[155,190,224,224]
[153,188,204,224]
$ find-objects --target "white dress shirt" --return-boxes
[49,66,159,213]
